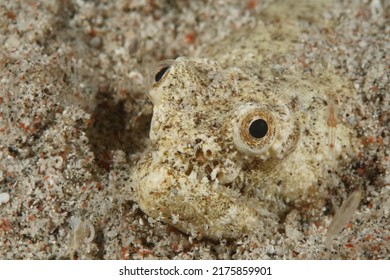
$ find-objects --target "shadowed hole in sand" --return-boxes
[86,89,151,172]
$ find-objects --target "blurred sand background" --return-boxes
[0,0,389,259]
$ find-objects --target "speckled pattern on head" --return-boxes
[131,1,358,239]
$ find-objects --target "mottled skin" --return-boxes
[131,1,356,239]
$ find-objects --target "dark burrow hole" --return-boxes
[86,90,151,172]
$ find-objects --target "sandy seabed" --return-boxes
[0,0,389,259]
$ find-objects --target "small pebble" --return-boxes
[5,36,20,49]
[0,192,10,204]
[89,36,102,48]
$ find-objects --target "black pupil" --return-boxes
[249,119,268,139]
[155,66,169,82]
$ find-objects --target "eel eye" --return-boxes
[248,118,268,139]
[233,106,276,157]
[147,60,176,105]
[155,66,170,82]
[151,60,176,86]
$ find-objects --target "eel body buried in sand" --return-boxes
[131,1,359,239]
